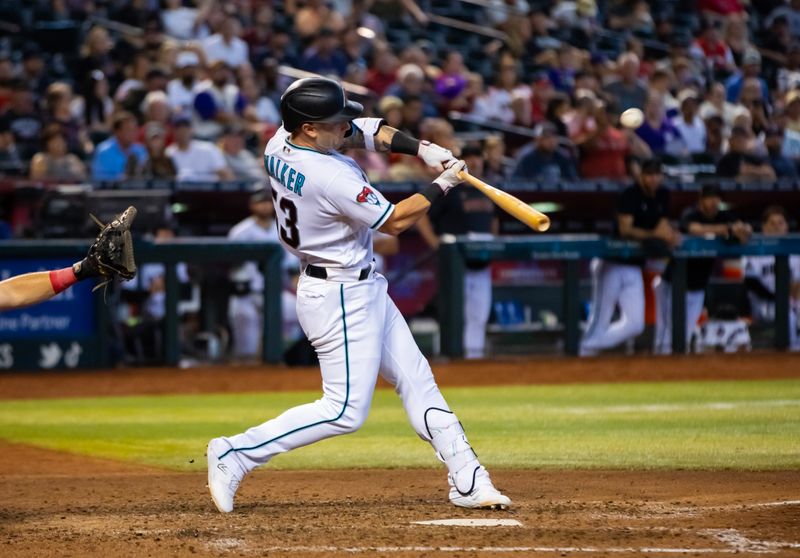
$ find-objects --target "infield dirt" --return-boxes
[0,353,799,557]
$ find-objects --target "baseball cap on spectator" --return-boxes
[145,122,165,139]
[250,188,271,203]
[175,51,200,69]
[378,96,403,114]
[533,122,558,138]
[678,88,699,104]
[173,113,192,126]
[640,159,663,175]
[742,48,762,67]
[397,63,424,82]
[460,145,483,158]
[700,183,722,198]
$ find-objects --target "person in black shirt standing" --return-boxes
[418,145,498,358]
[580,159,680,356]
[653,184,751,354]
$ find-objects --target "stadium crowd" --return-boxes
[0,0,799,361]
[1,0,800,186]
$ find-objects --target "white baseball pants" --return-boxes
[652,276,706,354]
[228,294,262,358]
[463,268,492,359]
[580,259,645,355]
[218,272,456,474]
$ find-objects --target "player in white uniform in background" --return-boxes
[227,190,299,358]
[208,76,511,513]
[744,206,800,349]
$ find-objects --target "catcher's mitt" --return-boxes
[81,206,138,290]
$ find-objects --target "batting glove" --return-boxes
[433,160,467,194]
[418,141,457,171]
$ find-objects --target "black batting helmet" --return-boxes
[280,77,364,133]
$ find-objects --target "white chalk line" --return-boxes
[558,399,800,415]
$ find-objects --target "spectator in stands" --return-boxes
[744,205,800,350]
[300,27,349,77]
[242,4,275,65]
[91,111,147,181]
[767,0,800,39]
[220,124,263,181]
[385,63,437,118]
[140,91,173,142]
[544,92,570,138]
[399,94,424,137]
[483,134,508,184]
[776,43,800,94]
[365,46,399,97]
[417,145,498,359]
[45,82,92,158]
[167,51,201,116]
[166,114,234,182]
[738,78,770,135]
[203,15,250,70]
[72,71,114,141]
[435,51,469,108]
[161,0,211,40]
[291,0,347,40]
[580,100,651,179]
[653,183,751,354]
[378,96,404,130]
[29,124,87,181]
[192,61,247,141]
[784,89,800,133]
[0,80,43,160]
[608,0,654,35]
[127,122,176,179]
[636,92,687,158]
[765,125,798,178]
[241,77,281,132]
[604,52,648,112]
[580,159,679,356]
[703,114,726,162]
[471,53,531,126]
[115,52,152,107]
[673,89,707,155]
[547,45,579,95]
[0,54,13,113]
[691,19,735,78]
[699,81,742,133]
[0,118,23,176]
[78,26,117,87]
[511,122,578,181]
[649,69,680,118]
[725,48,770,104]
[716,125,777,181]
[19,45,49,104]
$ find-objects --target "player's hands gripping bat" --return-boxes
[74,206,138,290]
[433,159,467,195]
[418,141,457,171]
[457,171,551,232]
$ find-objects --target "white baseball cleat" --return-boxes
[207,437,242,513]
[448,466,512,510]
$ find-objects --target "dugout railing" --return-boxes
[437,234,800,357]
[0,239,284,367]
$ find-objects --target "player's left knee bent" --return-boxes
[330,402,370,434]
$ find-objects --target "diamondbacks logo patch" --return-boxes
[356,186,381,206]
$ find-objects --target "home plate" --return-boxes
[412,519,522,527]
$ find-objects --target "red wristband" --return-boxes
[49,267,78,294]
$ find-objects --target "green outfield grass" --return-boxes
[0,379,798,471]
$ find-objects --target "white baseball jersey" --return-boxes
[263,126,395,269]
[744,254,800,324]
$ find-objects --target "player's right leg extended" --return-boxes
[208,275,386,512]
[375,275,511,510]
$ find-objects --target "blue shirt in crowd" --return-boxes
[91,137,147,180]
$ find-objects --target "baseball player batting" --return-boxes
[207,77,511,513]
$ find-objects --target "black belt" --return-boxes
[305,264,372,281]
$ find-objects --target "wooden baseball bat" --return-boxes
[457,171,551,232]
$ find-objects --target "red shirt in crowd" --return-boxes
[697,0,744,15]
[580,126,630,179]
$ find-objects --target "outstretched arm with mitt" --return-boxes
[0,206,137,311]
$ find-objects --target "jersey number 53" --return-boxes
[272,189,300,248]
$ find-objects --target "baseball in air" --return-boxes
[620,108,644,129]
